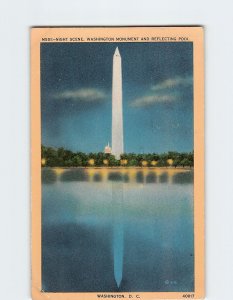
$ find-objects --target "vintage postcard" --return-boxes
[31,27,204,300]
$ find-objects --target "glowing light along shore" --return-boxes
[112,47,124,159]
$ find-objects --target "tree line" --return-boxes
[41,145,194,168]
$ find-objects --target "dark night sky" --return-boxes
[41,42,193,153]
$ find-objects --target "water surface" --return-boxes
[42,168,194,292]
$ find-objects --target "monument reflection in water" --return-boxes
[42,168,194,292]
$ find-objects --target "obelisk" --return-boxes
[112,47,124,159]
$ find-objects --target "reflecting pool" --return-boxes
[42,168,194,292]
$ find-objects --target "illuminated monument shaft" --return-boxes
[112,47,124,159]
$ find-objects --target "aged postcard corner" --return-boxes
[31,26,204,300]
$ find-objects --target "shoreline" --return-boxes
[42,166,193,170]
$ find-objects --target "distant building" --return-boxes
[104,142,112,154]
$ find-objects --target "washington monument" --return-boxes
[112,47,124,159]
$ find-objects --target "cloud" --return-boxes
[151,76,193,91]
[53,88,107,102]
[131,76,192,108]
[131,94,176,107]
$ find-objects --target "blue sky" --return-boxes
[41,42,193,154]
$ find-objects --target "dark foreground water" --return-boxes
[42,168,194,292]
